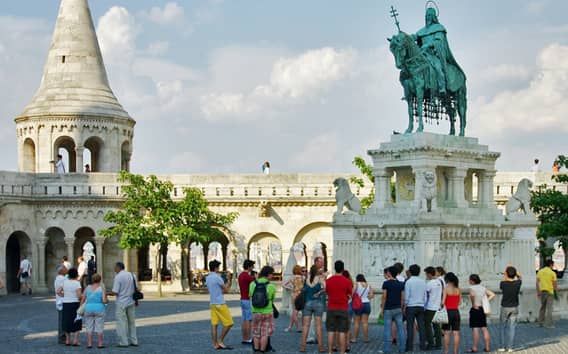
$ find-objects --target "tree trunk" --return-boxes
[156,245,163,298]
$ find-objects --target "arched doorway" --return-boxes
[248,233,282,278]
[23,138,36,172]
[45,227,66,291]
[121,141,131,172]
[54,136,77,173]
[84,136,104,172]
[5,231,32,293]
[74,227,96,264]
[293,222,332,271]
[137,245,152,281]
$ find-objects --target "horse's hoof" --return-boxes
[404,129,413,134]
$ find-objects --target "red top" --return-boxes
[325,275,353,311]
[445,293,460,310]
[238,271,255,300]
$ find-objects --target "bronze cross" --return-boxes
[390,5,401,32]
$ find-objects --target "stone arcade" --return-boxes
[1,0,567,322]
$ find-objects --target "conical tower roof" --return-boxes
[17,0,132,121]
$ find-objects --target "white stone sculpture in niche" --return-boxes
[333,178,361,214]
[505,178,533,216]
[418,171,437,212]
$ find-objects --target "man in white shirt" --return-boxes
[53,154,66,174]
[531,158,540,173]
[109,262,138,347]
[424,266,443,350]
[77,256,87,288]
[54,264,67,344]
[16,255,32,295]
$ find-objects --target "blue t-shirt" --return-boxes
[206,272,226,305]
[85,287,105,314]
[382,279,404,310]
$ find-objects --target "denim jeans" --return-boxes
[406,306,427,351]
[499,306,518,350]
[383,308,405,353]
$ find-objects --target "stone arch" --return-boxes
[248,232,282,276]
[54,135,77,172]
[45,227,66,291]
[292,222,332,272]
[5,231,32,293]
[121,141,131,172]
[73,227,96,263]
[23,138,36,172]
[83,136,104,172]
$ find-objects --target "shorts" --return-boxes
[326,310,350,333]
[252,313,274,338]
[353,302,371,316]
[469,307,487,328]
[303,300,324,318]
[210,304,234,327]
[84,312,105,334]
[240,300,253,322]
[20,276,31,284]
[442,309,461,331]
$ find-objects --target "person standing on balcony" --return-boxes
[52,154,66,173]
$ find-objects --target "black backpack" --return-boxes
[251,280,269,308]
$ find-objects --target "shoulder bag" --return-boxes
[132,273,144,302]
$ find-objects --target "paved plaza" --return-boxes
[1,293,568,354]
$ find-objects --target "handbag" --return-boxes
[272,304,279,319]
[432,308,449,324]
[77,302,86,316]
[481,292,491,315]
[352,285,368,311]
[294,290,306,311]
[131,273,144,302]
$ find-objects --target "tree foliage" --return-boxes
[531,155,568,261]
[349,156,375,212]
[100,171,237,249]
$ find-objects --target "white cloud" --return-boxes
[479,64,532,83]
[472,44,568,136]
[289,133,339,169]
[145,2,185,25]
[97,7,138,63]
[200,47,357,120]
[132,58,199,82]
[168,151,204,172]
[146,41,170,56]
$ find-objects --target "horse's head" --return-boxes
[388,32,410,70]
[387,31,414,69]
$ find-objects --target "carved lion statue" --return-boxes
[505,178,533,216]
[333,178,361,214]
[418,171,437,212]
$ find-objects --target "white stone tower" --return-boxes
[15,0,135,173]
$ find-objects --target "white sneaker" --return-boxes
[507,349,514,353]
[497,349,506,352]
[284,327,290,333]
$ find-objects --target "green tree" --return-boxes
[349,156,396,213]
[101,171,237,295]
[531,155,568,269]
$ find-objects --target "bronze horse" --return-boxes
[388,32,467,136]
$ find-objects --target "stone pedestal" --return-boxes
[333,133,540,319]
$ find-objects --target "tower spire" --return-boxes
[15,0,135,174]
[18,0,131,119]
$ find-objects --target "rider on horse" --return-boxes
[413,7,465,97]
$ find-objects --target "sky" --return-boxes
[1,0,567,174]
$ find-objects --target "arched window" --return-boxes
[54,136,77,172]
[23,138,36,172]
[84,136,104,172]
[121,141,131,172]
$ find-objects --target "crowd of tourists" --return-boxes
[52,257,140,349]
[206,257,558,354]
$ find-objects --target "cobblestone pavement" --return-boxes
[1,293,568,354]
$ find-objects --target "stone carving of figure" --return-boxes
[418,171,437,212]
[83,241,95,261]
[414,6,465,95]
[333,178,361,214]
[505,178,534,216]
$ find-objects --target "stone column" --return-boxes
[480,170,497,208]
[37,238,47,291]
[95,237,105,278]
[450,167,468,208]
[64,237,74,264]
[281,247,292,313]
[123,248,131,271]
[75,146,84,173]
[31,240,39,287]
[373,169,393,209]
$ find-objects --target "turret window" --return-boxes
[62,56,66,63]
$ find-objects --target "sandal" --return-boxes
[466,349,478,353]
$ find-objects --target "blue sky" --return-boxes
[1,0,567,173]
